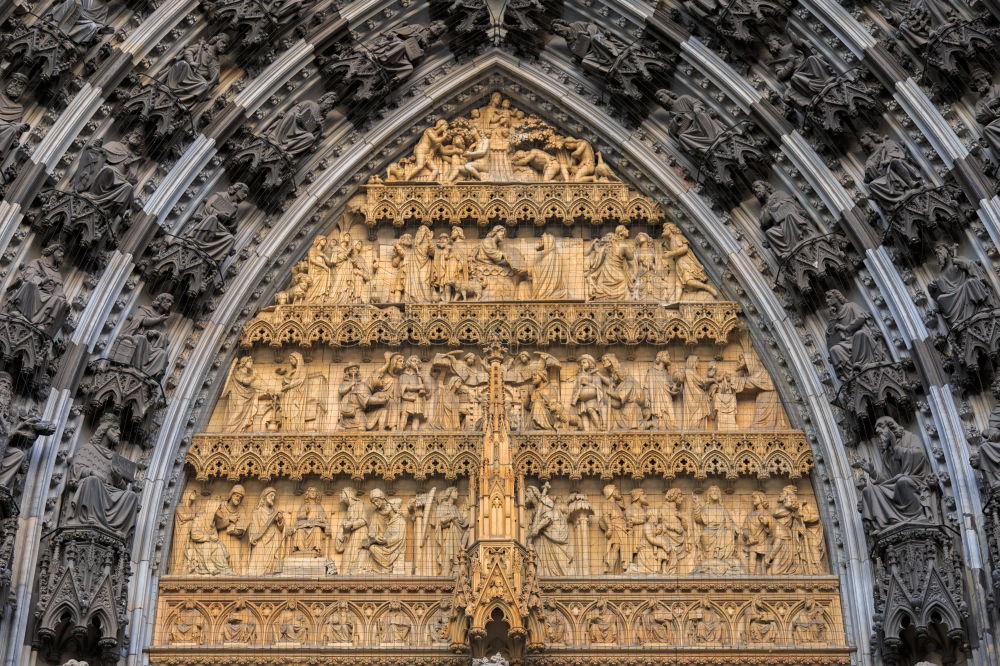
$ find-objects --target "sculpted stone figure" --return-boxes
[179,182,248,259]
[644,351,680,429]
[337,363,370,430]
[742,491,773,575]
[928,243,998,326]
[550,20,669,104]
[603,357,647,431]
[204,0,316,50]
[246,487,285,575]
[322,601,355,644]
[213,484,247,573]
[974,75,1000,168]
[168,602,205,644]
[859,131,959,245]
[109,293,174,379]
[335,486,369,573]
[525,484,573,575]
[34,138,140,254]
[0,373,56,492]
[65,414,139,537]
[745,598,778,642]
[586,599,618,643]
[361,488,406,574]
[660,223,719,300]
[769,36,878,134]
[529,233,568,299]
[172,488,197,573]
[397,356,428,431]
[688,600,723,644]
[367,353,405,431]
[792,599,827,642]
[657,90,766,185]
[471,225,530,300]
[229,94,338,190]
[752,180,847,297]
[290,486,329,558]
[222,357,264,432]
[598,484,629,573]
[693,485,742,574]
[736,351,788,429]
[222,602,257,643]
[376,600,412,643]
[3,0,113,84]
[322,22,447,108]
[185,493,233,576]
[824,289,885,376]
[430,486,468,576]
[971,384,1000,488]
[119,35,229,140]
[3,243,68,336]
[854,416,934,533]
[585,225,635,301]
[273,600,308,643]
[0,74,29,163]
[643,601,677,643]
[571,355,605,431]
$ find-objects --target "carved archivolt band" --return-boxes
[185,431,812,482]
[240,302,742,348]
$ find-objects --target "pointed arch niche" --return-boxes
[144,80,861,666]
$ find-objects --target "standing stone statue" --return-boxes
[213,484,247,573]
[692,485,741,574]
[525,484,572,576]
[336,486,369,573]
[430,486,468,576]
[598,484,629,573]
[246,487,285,575]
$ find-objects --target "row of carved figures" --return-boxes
[377,93,619,184]
[280,222,718,305]
[162,595,834,648]
[170,482,826,578]
[219,349,788,433]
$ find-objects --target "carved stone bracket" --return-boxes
[137,235,225,305]
[363,182,664,227]
[870,524,967,666]
[944,310,1000,384]
[240,302,741,348]
[33,526,130,666]
[185,432,480,481]
[29,190,121,262]
[0,312,57,396]
[79,360,166,446]
[834,361,917,424]
[514,430,813,480]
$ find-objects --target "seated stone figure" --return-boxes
[228,94,339,191]
[656,89,767,186]
[64,413,140,538]
[752,180,848,297]
[0,372,55,494]
[853,416,935,534]
[321,23,447,107]
[927,242,1000,378]
[2,0,114,85]
[859,131,960,247]
[117,35,230,142]
[140,183,249,301]
[32,136,142,257]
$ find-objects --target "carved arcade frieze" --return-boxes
[154,94,848,665]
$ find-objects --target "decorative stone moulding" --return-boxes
[363,181,665,227]
[513,430,814,480]
[240,302,742,348]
